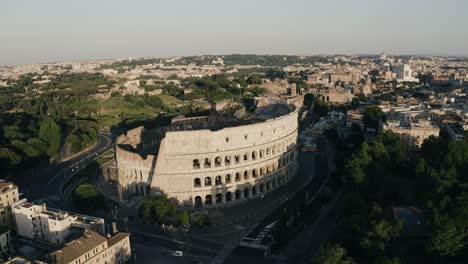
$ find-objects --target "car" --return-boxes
[172,250,183,257]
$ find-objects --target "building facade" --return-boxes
[0,181,19,228]
[115,102,299,207]
[45,230,131,264]
[13,201,105,247]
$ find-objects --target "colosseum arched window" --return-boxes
[214,157,222,167]
[205,195,212,205]
[215,176,222,186]
[226,192,232,202]
[204,177,212,186]
[204,158,211,168]
[234,155,240,164]
[252,185,257,196]
[215,193,222,204]
[235,172,241,182]
[260,183,265,193]
[193,159,200,169]
[225,156,231,166]
[243,153,249,161]
[266,148,270,155]
[235,190,241,200]
[251,151,257,160]
[194,178,201,188]
[225,174,231,184]
[244,188,250,198]
[259,149,264,158]
[194,196,202,207]
[260,167,264,176]
[252,169,258,178]
[243,170,249,180]
[267,181,271,191]
[272,146,276,154]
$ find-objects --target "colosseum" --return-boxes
[115,98,299,208]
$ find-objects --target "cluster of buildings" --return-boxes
[0,181,131,264]
[344,103,468,147]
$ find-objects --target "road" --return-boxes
[16,133,113,207]
[223,137,331,264]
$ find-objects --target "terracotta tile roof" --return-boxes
[47,230,106,264]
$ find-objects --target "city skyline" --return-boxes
[2,0,468,65]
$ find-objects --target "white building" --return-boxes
[12,201,105,247]
[392,63,419,82]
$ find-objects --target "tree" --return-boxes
[176,211,191,226]
[146,95,163,109]
[139,196,176,223]
[39,118,61,157]
[427,210,465,256]
[363,106,384,129]
[312,244,355,264]
[192,213,210,228]
[72,184,105,210]
[0,147,21,168]
[65,134,82,153]
[304,93,314,108]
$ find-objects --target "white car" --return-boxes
[172,250,183,257]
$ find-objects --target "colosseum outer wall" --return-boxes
[150,107,299,207]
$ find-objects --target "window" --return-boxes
[244,135,248,140]
[194,178,201,188]
[204,158,211,168]
[193,159,200,169]
[226,137,229,142]
[204,177,212,186]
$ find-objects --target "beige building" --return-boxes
[320,87,355,104]
[115,101,299,207]
[0,181,19,227]
[45,230,131,264]
[382,120,440,147]
[0,226,13,261]
[13,201,105,247]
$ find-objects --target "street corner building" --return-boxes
[115,98,300,208]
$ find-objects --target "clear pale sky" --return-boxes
[1,0,467,65]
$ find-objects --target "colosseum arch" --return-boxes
[252,185,257,196]
[204,177,212,186]
[194,196,202,207]
[215,175,222,186]
[259,183,265,193]
[193,159,200,169]
[235,172,241,182]
[251,151,257,160]
[225,156,231,166]
[259,149,264,158]
[204,158,211,168]
[234,155,241,164]
[194,178,201,188]
[244,188,250,198]
[226,192,232,202]
[242,170,247,180]
[252,168,258,178]
[243,153,249,161]
[225,174,231,184]
[205,195,212,205]
[235,190,241,200]
[215,193,222,204]
[214,157,222,167]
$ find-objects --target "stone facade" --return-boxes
[115,104,299,208]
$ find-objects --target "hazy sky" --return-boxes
[1,0,468,65]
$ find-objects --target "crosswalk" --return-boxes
[239,241,268,250]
